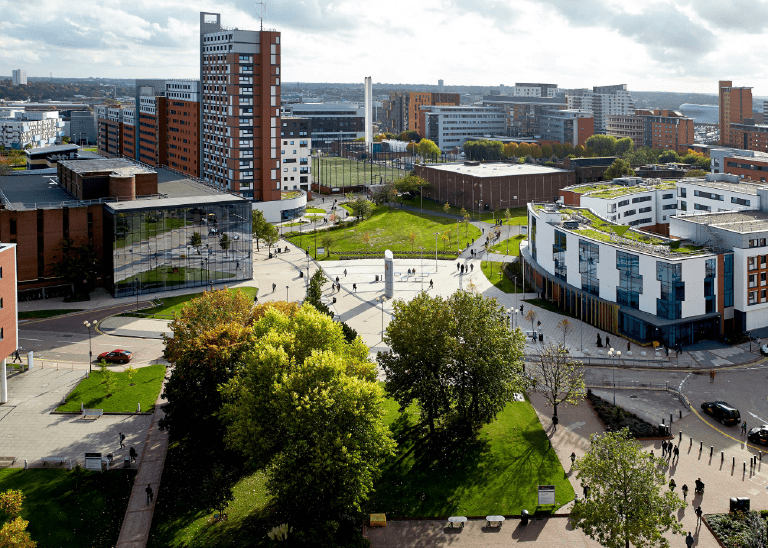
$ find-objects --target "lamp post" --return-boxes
[377,296,387,339]
[83,320,96,373]
[608,348,616,406]
[286,285,289,302]
[434,232,439,272]
[134,278,140,311]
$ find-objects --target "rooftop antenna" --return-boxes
[256,2,266,30]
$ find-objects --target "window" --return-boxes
[750,274,758,288]
[749,257,757,270]
[618,199,629,207]
[679,188,687,198]
[663,193,674,199]
[616,251,642,310]
[623,210,636,217]
[639,207,652,213]
[749,291,757,305]
[579,240,599,296]
[694,203,711,212]
[662,203,677,210]
[553,230,567,281]
[632,196,652,203]
[732,197,751,206]
[724,254,734,307]
[657,262,684,320]
[679,201,687,211]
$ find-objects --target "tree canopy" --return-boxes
[417,138,441,158]
[379,290,527,434]
[570,428,685,548]
[394,174,429,198]
[463,139,504,161]
[585,135,618,157]
[0,489,35,548]
[604,158,635,180]
[533,343,585,417]
[347,195,375,220]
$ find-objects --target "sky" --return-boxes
[2,0,768,96]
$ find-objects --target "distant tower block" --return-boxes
[384,249,394,298]
[364,76,373,146]
[438,79,444,93]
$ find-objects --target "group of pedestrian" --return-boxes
[661,439,680,463]
[456,262,470,275]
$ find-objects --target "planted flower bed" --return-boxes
[587,390,661,438]
[707,511,768,547]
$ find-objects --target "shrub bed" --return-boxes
[707,511,768,547]
[586,390,660,438]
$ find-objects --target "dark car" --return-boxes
[748,425,768,445]
[98,349,133,364]
[700,401,741,426]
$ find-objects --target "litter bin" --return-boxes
[730,497,750,513]
[375,275,379,282]
[268,253,273,259]
[123,457,131,469]
[539,333,543,342]
[658,424,669,435]
[332,297,337,304]
[521,509,529,525]
[299,271,304,278]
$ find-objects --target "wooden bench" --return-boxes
[81,409,103,420]
[42,457,66,466]
[0,456,16,468]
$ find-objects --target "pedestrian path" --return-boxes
[99,316,172,340]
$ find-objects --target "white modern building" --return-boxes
[0,109,64,149]
[282,103,364,145]
[513,83,558,98]
[280,117,311,192]
[421,105,506,151]
[566,85,636,134]
[12,69,27,86]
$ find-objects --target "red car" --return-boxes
[98,349,133,364]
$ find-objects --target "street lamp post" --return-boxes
[608,348,615,405]
[134,278,140,311]
[377,296,387,339]
[83,320,96,373]
[286,285,289,302]
[434,232,439,272]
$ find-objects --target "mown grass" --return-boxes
[490,234,526,256]
[56,364,166,413]
[0,468,135,548]
[122,287,259,319]
[481,260,522,294]
[313,155,406,187]
[399,197,527,225]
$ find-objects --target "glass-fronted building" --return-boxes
[104,195,253,297]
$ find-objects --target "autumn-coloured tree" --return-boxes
[0,489,35,548]
[408,231,416,252]
[541,144,553,158]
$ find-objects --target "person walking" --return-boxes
[605,336,610,348]
[352,283,357,292]
[119,432,125,449]
[661,440,668,457]
[12,348,21,363]
[695,505,703,525]
[461,264,465,274]
[272,282,276,293]
[129,447,138,463]
[336,276,340,285]
[470,263,474,272]
[710,370,716,383]
[681,484,689,503]
[457,262,460,272]
[673,445,680,463]
[686,531,694,548]
[145,484,154,506]
[742,421,748,435]
[668,478,676,491]
[570,452,576,466]
[583,484,590,499]
[429,279,434,289]
[344,269,347,277]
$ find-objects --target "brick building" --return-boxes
[719,80,753,148]
[166,80,201,176]
[415,162,573,211]
[382,92,461,136]
[0,244,18,404]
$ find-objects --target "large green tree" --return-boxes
[585,135,618,157]
[252,209,268,250]
[604,158,634,180]
[347,195,374,220]
[658,150,679,164]
[395,174,430,198]
[380,290,527,434]
[570,429,685,548]
[615,137,634,156]
[417,138,441,159]
[463,139,504,161]
[0,489,35,548]
[219,305,394,526]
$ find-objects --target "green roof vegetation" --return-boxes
[572,180,677,200]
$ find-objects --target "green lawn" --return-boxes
[490,234,526,256]
[481,260,523,294]
[305,207,325,213]
[367,395,574,517]
[122,287,259,319]
[56,364,166,413]
[313,156,407,187]
[399,197,527,225]
[0,468,135,548]
[286,206,481,260]
[19,309,83,320]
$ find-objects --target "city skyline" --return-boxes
[2,0,768,95]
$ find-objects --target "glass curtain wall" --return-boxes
[110,202,253,297]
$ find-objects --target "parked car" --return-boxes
[748,425,768,445]
[761,343,768,355]
[700,401,741,426]
[98,349,133,364]
[208,228,219,235]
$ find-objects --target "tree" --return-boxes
[525,309,538,331]
[441,232,449,251]
[503,142,518,158]
[321,233,334,257]
[262,223,279,254]
[604,158,634,180]
[348,195,374,220]
[417,138,440,159]
[516,143,531,158]
[533,343,585,418]
[461,208,470,236]
[570,428,685,548]
[201,464,237,520]
[0,489,35,548]
[615,137,634,156]
[585,135,618,157]
[252,209,268,251]
[557,318,572,346]
[219,305,394,526]
[53,238,98,296]
[219,233,231,257]
[530,144,543,159]
[189,232,203,255]
[658,150,679,164]
[0,157,11,176]
[395,174,429,198]
[463,139,503,161]
[408,231,416,252]
[443,201,451,214]
[304,270,332,317]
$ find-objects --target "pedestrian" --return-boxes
[669,478,676,491]
[596,333,603,347]
[129,447,137,463]
[665,345,669,357]
[606,336,610,348]
[337,282,341,292]
[661,440,668,457]
[254,295,258,304]
[583,484,590,499]
[710,370,715,383]
[12,349,21,363]
[686,532,694,548]
[430,279,434,289]
[627,341,631,352]
[673,445,680,462]
[272,282,276,293]
[695,505,703,524]
[682,484,689,502]
[482,228,484,234]
[552,414,559,431]
[457,262,460,271]
[336,276,340,285]
[146,484,154,506]
[353,283,357,292]
[461,264,465,274]
[742,421,748,435]
[470,263,474,272]
[344,269,347,277]
[650,450,654,458]
[322,197,324,203]
[520,304,524,314]
[570,452,576,465]
[119,432,125,449]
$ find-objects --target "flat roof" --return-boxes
[104,193,247,212]
[26,144,80,156]
[0,173,72,207]
[685,179,764,196]
[154,167,229,198]
[676,210,768,233]
[58,159,155,176]
[425,162,568,178]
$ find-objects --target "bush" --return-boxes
[708,511,767,548]
[587,391,660,438]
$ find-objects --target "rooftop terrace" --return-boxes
[564,180,676,199]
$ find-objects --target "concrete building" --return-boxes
[513,83,558,98]
[561,156,617,185]
[199,11,281,201]
[0,109,64,149]
[280,117,311,192]
[69,111,97,146]
[415,162,574,211]
[567,85,636,134]
[481,95,568,138]
[381,92,461,136]
[283,103,364,146]
[606,114,644,144]
[539,109,593,146]
[606,109,695,152]
[420,106,506,152]
[721,152,768,183]
[719,80,752,147]
[12,70,26,86]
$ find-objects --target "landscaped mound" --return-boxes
[587,390,661,438]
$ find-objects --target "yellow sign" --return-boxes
[652,341,660,348]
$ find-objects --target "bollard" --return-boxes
[700,441,703,451]
[670,413,673,424]
[710,446,713,456]
[679,431,682,442]
[721,451,724,462]
[137,403,141,413]
[744,461,747,473]
[80,402,84,412]
[24,459,27,469]
[662,418,665,425]
[679,410,682,419]
[733,456,736,467]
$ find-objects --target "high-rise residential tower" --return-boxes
[12,69,27,86]
[200,12,281,202]
[719,80,753,147]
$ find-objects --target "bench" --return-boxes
[42,456,66,466]
[447,516,467,528]
[0,456,16,468]
[81,409,103,420]
[485,515,506,528]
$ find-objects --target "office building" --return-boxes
[69,111,97,146]
[165,80,201,176]
[283,103,364,146]
[606,114,645,144]
[200,12,281,201]
[539,109,593,146]
[719,80,752,147]
[421,105,506,151]
[566,85,636,134]
[513,83,558,98]
[24,144,102,170]
[280,117,311,191]
[0,244,18,405]
[606,109,694,152]
[12,70,26,86]
[381,92,461,136]
[0,109,64,149]
[481,95,568,138]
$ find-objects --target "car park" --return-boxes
[700,401,741,426]
[748,425,768,445]
[97,349,133,364]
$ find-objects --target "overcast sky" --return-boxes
[2,0,768,96]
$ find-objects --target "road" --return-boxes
[18,303,165,365]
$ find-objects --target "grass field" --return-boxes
[56,364,166,413]
[313,156,406,187]
[490,234,526,256]
[19,309,82,320]
[0,468,135,548]
[367,394,573,517]
[481,260,522,294]
[122,287,259,319]
[285,206,481,260]
[400,197,527,225]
